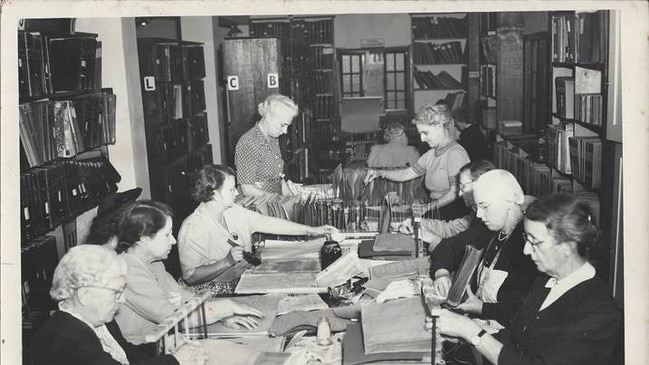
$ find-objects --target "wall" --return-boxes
[523,11,549,35]
[334,14,410,49]
[181,17,224,164]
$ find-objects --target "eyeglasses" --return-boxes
[522,232,545,247]
[83,285,126,300]
[475,202,490,212]
[458,181,473,193]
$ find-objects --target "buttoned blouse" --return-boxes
[411,142,470,199]
[235,123,284,194]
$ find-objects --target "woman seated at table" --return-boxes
[235,94,299,197]
[178,164,338,295]
[366,122,420,168]
[431,169,537,327]
[399,159,495,251]
[364,103,470,220]
[30,244,206,365]
[434,193,623,365]
[113,200,265,345]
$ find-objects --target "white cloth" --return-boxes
[540,262,596,310]
[59,305,129,365]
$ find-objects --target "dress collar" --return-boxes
[434,140,457,157]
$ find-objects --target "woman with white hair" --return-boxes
[366,122,420,168]
[431,169,537,327]
[235,94,299,197]
[365,103,471,220]
[29,244,206,365]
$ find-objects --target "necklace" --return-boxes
[434,140,457,157]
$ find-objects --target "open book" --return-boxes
[445,245,483,307]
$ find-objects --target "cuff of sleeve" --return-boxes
[411,160,426,176]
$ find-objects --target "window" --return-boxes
[340,52,364,97]
[384,48,409,111]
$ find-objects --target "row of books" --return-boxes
[575,94,603,126]
[138,40,206,84]
[479,13,498,35]
[480,35,497,64]
[311,120,342,146]
[552,11,608,64]
[555,77,575,119]
[142,80,206,124]
[284,110,310,152]
[19,91,117,168]
[310,46,335,70]
[569,136,602,190]
[411,15,468,39]
[249,18,334,45]
[21,235,58,314]
[18,30,101,99]
[443,91,468,111]
[314,70,334,94]
[480,64,497,97]
[158,114,210,164]
[21,156,120,241]
[315,94,336,119]
[413,68,465,90]
[494,142,573,198]
[412,41,466,64]
[546,123,574,174]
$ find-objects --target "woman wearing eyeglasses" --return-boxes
[113,201,264,346]
[364,103,470,220]
[434,193,622,365]
[30,244,206,365]
[432,169,537,328]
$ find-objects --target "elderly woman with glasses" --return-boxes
[365,103,471,220]
[30,245,206,365]
[113,201,264,346]
[366,122,420,168]
[431,169,537,328]
[433,193,622,365]
[235,94,300,197]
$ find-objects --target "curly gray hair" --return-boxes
[257,94,298,119]
[412,103,453,129]
[49,245,127,302]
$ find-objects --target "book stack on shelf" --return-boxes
[410,13,468,112]
[138,38,212,224]
[478,14,497,130]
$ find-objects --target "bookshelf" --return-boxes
[410,13,469,112]
[137,38,213,277]
[477,13,497,131]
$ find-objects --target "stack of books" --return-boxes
[413,41,466,64]
[411,15,468,39]
[414,67,466,90]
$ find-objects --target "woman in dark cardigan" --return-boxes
[430,169,537,327]
[433,193,622,365]
[30,244,205,365]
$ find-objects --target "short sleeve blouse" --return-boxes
[234,124,284,194]
[411,142,470,199]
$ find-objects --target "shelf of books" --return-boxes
[411,13,469,112]
[478,13,497,130]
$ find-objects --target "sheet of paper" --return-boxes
[235,272,327,295]
[368,257,431,280]
[276,294,329,316]
[315,249,363,287]
[261,237,326,260]
[252,258,321,273]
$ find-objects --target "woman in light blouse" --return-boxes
[365,103,470,220]
[432,193,622,365]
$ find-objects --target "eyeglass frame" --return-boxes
[521,232,545,247]
[81,285,126,300]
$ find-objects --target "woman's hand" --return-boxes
[363,169,381,184]
[309,225,340,236]
[455,286,484,315]
[426,309,481,340]
[204,299,264,324]
[226,246,244,265]
[172,341,207,365]
[221,315,260,330]
[433,271,452,298]
[227,300,265,318]
[399,218,414,235]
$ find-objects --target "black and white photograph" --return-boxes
[2,1,648,364]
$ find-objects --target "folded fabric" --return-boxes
[199,339,292,365]
[269,309,351,337]
[342,323,426,365]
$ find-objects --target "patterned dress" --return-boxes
[235,123,284,194]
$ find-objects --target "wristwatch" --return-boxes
[470,329,487,346]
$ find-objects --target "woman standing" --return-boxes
[366,122,420,168]
[178,164,338,295]
[434,193,622,365]
[30,244,205,365]
[113,201,264,345]
[431,169,537,327]
[235,94,298,197]
[365,103,470,220]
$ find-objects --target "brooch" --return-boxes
[231,232,239,240]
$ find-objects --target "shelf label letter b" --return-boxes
[227,76,239,91]
[267,73,279,88]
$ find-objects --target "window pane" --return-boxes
[396,91,406,102]
[352,56,360,73]
[387,91,396,102]
[396,99,405,109]
[386,73,395,90]
[343,75,351,93]
[352,74,360,92]
[342,55,350,73]
[396,73,405,89]
[396,53,404,71]
[386,53,395,71]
